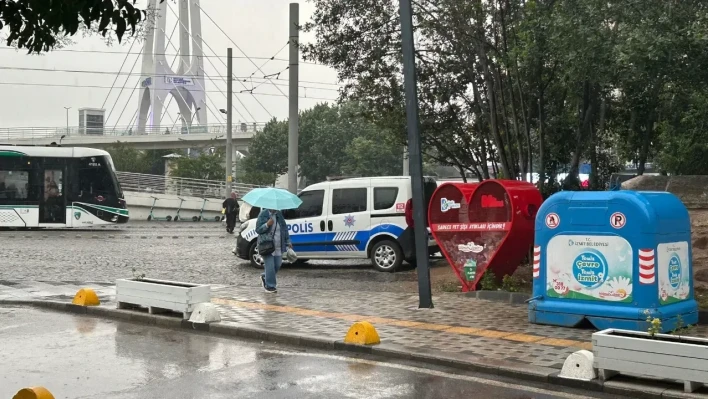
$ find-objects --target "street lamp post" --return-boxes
[63,106,71,135]
[225,47,234,197]
[399,0,433,308]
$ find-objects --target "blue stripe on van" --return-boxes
[248,223,406,253]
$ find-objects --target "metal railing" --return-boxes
[0,123,266,141]
[116,171,264,199]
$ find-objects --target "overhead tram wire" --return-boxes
[0,66,343,90]
[200,61,252,122]
[105,46,142,125]
[196,3,289,99]
[104,23,150,126]
[0,47,326,65]
[252,42,290,76]
[0,81,338,101]
[112,72,142,132]
[165,1,255,122]
[101,37,138,109]
[199,35,274,118]
[242,41,289,93]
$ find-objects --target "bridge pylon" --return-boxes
[136,0,207,135]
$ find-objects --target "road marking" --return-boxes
[261,349,598,399]
[212,298,593,350]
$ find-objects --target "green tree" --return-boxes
[105,142,150,174]
[105,143,173,175]
[0,0,159,53]
[342,135,402,177]
[171,150,224,181]
[142,149,175,175]
[242,102,403,184]
[302,0,708,190]
[239,155,279,186]
[241,118,289,180]
[655,89,708,175]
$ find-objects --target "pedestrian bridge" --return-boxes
[0,124,261,151]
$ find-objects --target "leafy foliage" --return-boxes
[302,0,708,190]
[241,102,402,185]
[241,118,289,183]
[0,0,161,53]
[105,143,172,175]
[105,143,149,174]
[171,149,225,181]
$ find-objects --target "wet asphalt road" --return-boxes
[0,307,621,399]
[0,222,426,292]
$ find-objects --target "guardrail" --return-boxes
[116,171,264,199]
[0,123,265,141]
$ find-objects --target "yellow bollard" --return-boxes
[344,321,381,345]
[13,387,55,399]
[72,288,100,306]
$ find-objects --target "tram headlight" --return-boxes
[111,215,118,222]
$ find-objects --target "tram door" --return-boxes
[39,167,66,225]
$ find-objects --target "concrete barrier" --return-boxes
[124,191,223,222]
[622,175,708,209]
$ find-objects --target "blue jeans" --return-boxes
[261,254,283,289]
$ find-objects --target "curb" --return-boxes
[2,299,699,398]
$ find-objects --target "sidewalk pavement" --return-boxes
[0,279,591,369]
[3,279,708,397]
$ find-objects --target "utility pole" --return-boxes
[63,106,71,135]
[399,0,433,308]
[225,48,233,197]
[287,3,299,194]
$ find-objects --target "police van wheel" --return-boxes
[371,240,403,272]
[248,241,265,269]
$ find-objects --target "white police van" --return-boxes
[234,176,439,272]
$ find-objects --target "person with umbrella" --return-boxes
[243,188,302,293]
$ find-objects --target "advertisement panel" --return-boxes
[657,241,690,305]
[546,235,633,303]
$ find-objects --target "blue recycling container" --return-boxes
[528,190,698,332]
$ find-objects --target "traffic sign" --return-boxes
[545,213,560,229]
[610,212,626,229]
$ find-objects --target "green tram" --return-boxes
[0,145,129,228]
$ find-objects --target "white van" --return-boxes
[233,176,439,271]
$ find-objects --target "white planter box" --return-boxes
[593,328,708,392]
[116,278,211,319]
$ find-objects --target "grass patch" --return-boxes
[436,280,462,293]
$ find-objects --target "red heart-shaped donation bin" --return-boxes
[428,180,542,291]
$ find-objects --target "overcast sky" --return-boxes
[0,0,339,129]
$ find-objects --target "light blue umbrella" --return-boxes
[242,187,302,210]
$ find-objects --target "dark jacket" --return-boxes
[222,198,239,214]
[255,209,291,253]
